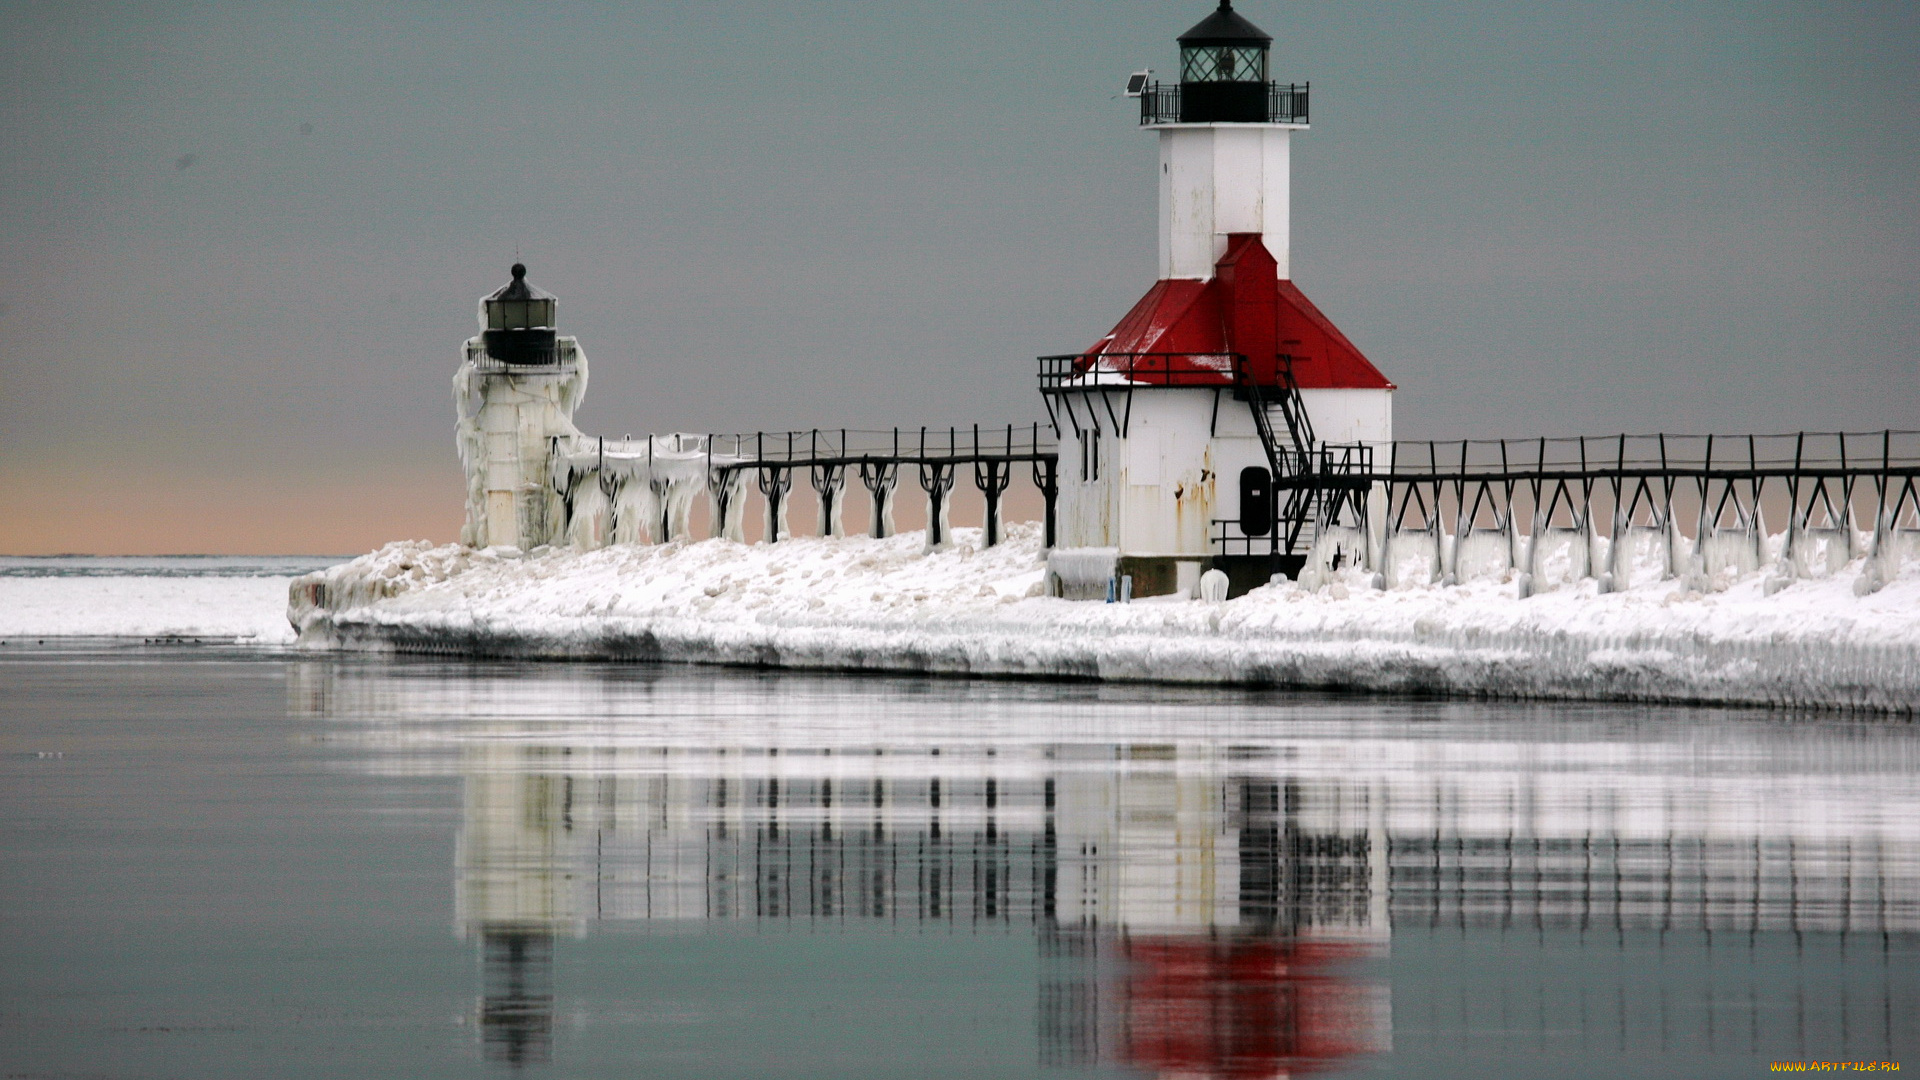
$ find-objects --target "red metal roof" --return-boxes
[1082,234,1394,391]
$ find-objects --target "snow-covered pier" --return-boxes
[356,263,1920,714]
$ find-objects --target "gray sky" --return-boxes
[2,0,1915,551]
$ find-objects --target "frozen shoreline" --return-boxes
[289,523,1920,713]
[0,576,302,645]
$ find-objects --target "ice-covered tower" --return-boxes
[454,264,588,550]
[1044,2,1394,598]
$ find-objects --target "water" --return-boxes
[2,649,1915,1078]
[0,554,345,578]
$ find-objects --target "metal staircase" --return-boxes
[1236,355,1322,557]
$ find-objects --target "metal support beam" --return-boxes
[756,463,791,544]
[919,461,955,550]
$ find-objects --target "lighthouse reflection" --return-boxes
[453,742,1390,1075]
[289,666,1920,1073]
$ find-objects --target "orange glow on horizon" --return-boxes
[0,469,465,556]
[0,469,1050,555]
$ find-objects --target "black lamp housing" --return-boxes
[480,264,560,366]
[1176,1,1273,123]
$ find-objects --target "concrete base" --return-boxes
[1117,556,1189,599]
[1205,554,1307,599]
[1060,554,1289,601]
[1114,556,1222,598]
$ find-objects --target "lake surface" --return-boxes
[2,647,1915,1078]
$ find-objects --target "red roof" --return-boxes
[1082,234,1394,390]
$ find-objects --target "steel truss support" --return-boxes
[757,466,791,544]
[1031,456,1059,551]
[972,425,1014,547]
[859,461,899,539]
[708,458,748,543]
[919,462,955,550]
[973,459,1009,547]
[1865,464,1920,593]
[811,463,847,538]
[1688,435,1763,585]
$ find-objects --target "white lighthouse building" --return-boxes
[1045,2,1394,598]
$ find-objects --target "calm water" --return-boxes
[2,648,1915,1078]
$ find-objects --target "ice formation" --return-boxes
[3,575,300,644]
[288,520,1920,713]
[452,346,588,549]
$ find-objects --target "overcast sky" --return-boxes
[2,0,1915,553]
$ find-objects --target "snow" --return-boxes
[289,523,1920,713]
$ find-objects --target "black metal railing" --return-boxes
[466,336,578,372]
[1380,431,1920,480]
[1278,444,1374,486]
[1037,352,1242,391]
[1212,445,1375,560]
[709,425,1060,549]
[1138,81,1309,126]
[709,424,1056,468]
[1212,517,1279,558]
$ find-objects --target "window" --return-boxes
[1180,45,1266,83]
[485,298,554,330]
[1079,430,1102,483]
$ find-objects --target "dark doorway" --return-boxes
[1240,466,1273,537]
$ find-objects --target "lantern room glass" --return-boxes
[486,298,555,331]
[1180,44,1267,83]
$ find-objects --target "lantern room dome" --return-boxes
[481,263,556,329]
[1171,2,1275,121]
[478,263,561,366]
[1177,1,1271,46]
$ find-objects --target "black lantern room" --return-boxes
[480,263,559,366]
[1176,1,1272,123]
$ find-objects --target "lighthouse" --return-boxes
[454,264,589,551]
[1044,1,1394,598]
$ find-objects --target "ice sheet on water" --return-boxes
[0,555,351,643]
[0,555,346,579]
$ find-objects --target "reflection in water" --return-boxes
[478,928,552,1066]
[448,745,1388,1074]
[291,665,1920,1074]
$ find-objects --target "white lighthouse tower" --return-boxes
[454,264,588,551]
[1045,2,1394,598]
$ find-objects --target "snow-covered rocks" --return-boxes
[290,521,1920,713]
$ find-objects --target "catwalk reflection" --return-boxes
[291,665,1920,1075]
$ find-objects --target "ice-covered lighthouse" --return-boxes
[1044,1,1394,598]
[453,264,588,551]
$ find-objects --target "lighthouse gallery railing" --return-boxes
[1137,81,1310,126]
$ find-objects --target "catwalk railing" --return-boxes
[712,424,1059,548]
[549,425,1061,550]
[1329,430,1920,594]
[545,422,1920,593]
